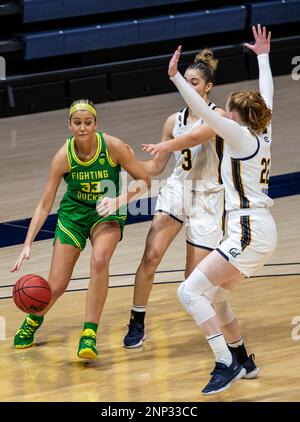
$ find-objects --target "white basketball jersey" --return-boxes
[168,103,223,192]
[221,127,274,211]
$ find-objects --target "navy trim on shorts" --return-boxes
[216,248,229,261]
[155,209,184,224]
[240,215,251,251]
[186,240,214,251]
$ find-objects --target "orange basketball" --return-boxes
[13,274,52,314]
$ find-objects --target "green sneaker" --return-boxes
[14,315,44,349]
[77,328,98,359]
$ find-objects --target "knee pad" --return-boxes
[177,281,216,326]
[178,268,214,300]
[177,282,193,313]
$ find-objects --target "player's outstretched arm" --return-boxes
[124,118,172,176]
[11,146,68,272]
[244,24,273,110]
[142,109,225,155]
[139,114,174,175]
[169,47,245,150]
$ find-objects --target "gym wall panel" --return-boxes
[0,81,66,116]
[68,75,108,104]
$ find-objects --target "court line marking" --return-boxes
[1,272,299,300]
[1,262,299,289]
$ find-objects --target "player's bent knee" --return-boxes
[142,247,162,268]
[213,300,235,326]
[177,282,216,325]
[91,254,111,273]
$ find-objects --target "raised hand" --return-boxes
[11,245,31,272]
[168,45,182,77]
[244,24,271,55]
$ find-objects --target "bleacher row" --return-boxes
[23,0,199,22]
[23,0,300,60]
[0,0,299,117]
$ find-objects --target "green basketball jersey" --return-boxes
[63,131,121,205]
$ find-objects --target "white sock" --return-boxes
[206,333,233,366]
[132,305,146,313]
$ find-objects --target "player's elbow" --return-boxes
[150,166,162,177]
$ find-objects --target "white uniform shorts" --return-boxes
[155,181,224,250]
[216,208,277,277]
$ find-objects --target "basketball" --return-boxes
[12,274,52,314]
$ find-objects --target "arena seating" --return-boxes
[0,0,299,116]
[21,1,300,60]
[22,0,200,22]
[24,6,247,59]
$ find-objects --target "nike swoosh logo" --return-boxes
[71,165,79,170]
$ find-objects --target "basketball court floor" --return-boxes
[0,74,299,402]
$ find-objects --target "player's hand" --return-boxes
[142,142,169,156]
[96,197,120,218]
[244,24,271,55]
[168,45,182,77]
[11,245,31,272]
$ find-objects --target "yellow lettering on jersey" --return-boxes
[91,181,100,193]
[77,191,102,202]
[72,170,109,180]
[81,182,90,192]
